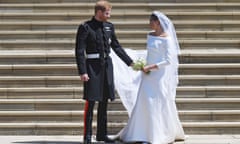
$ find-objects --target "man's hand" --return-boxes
[80,74,89,82]
[130,62,135,67]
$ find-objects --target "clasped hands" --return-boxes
[80,63,158,81]
[131,62,158,74]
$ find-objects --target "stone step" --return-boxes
[0,50,74,64]
[177,86,240,98]
[0,30,240,40]
[0,135,239,144]
[0,110,238,123]
[0,0,239,3]
[1,3,240,12]
[0,98,238,111]
[180,50,240,63]
[179,40,240,50]
[0,76,81,88]
[0,110,82,123]
[179,110,240,122]
[177,31,240,40]
[0,40,75,50]
[176,98,240,110]
[180,63,240,75]
[0,63,239,76]
[1,12,240,21]
[0,99,84,111]
[0,121,238,135]
[174,20,240,31]
[0,39,239,50]
[179,75,240,86]
[1,75,240,88]
[182,122,240,135]
[177,0,240,2]
[0,0,175,3]
[0,20,239,31]
[0,87,82,99]
[1,50,240,64]
[0,0,239,136]
[1,86,240,98]
[0,64,78,76]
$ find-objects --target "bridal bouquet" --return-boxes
[133,58,146,71]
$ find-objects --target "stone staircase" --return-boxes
[0,0,239,135]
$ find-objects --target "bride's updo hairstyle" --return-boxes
[150,14,159,21]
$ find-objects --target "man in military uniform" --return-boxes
[75,0,133,143]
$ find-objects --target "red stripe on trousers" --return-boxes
[83,101,89,137]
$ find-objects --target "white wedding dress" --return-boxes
[111,34,185,144]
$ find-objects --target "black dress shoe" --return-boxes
[83,140,91,144]
[83,137,92,144]
[96,136,115,143]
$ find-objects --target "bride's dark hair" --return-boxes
[150,14,158,21]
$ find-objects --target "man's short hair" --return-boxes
[95,0,112,14]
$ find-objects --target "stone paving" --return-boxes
[0,135,239,144]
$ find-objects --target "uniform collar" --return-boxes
[92,17,103,27]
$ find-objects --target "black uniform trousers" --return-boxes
[84,69,109,140]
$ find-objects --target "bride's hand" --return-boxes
[142,64,158,74]
[142,66,151,74]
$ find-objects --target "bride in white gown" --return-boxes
[111,11,185,144]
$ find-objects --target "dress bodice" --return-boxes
[146,35,169,65]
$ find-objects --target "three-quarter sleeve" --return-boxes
[156,40,171,68]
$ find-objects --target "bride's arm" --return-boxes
[155,41,171,69]
[143,41,171,73]
[155,53,171,69]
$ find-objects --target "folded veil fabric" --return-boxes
[110,48,146,116]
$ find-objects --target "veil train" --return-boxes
[110,48,146,116]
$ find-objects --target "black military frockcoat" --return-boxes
[75,17,133,101]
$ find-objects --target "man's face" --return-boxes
[99,8,111,22]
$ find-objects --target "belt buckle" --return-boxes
[86,53,100,59]
[104,53,109,58]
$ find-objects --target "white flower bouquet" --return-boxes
[133,58,146,71]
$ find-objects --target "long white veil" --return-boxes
[111,11,180,116]
[153,11,180,100]
[110,48,146,116]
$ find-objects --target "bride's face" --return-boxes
[149,15,162,31]
[149,19,160,30]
